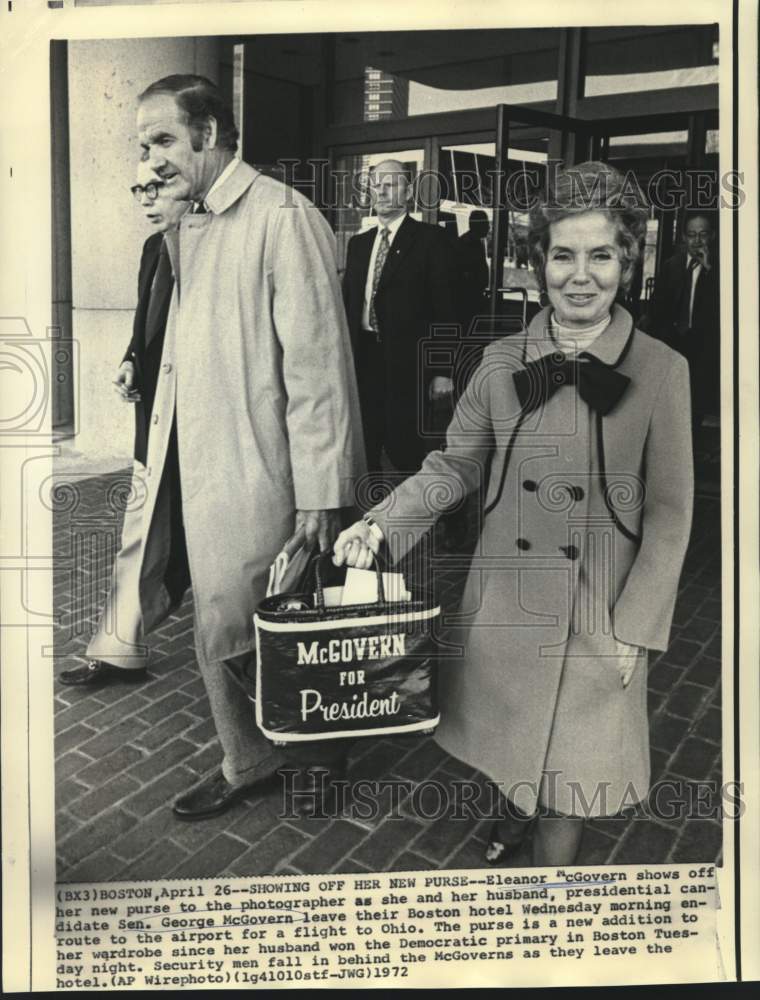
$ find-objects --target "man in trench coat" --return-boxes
[135,75,365,819]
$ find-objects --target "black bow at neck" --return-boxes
[513,351,630,416]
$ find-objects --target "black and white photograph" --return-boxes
[42,18,733,888]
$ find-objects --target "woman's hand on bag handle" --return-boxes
[333,519,383,569]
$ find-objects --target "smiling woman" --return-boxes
[543,213,623,328]
[334,160,694,869]
[529,162,648,325]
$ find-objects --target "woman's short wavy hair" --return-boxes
[529,161,649,294]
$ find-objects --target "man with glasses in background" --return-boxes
[649,211,721,436]
[59,162,189,686]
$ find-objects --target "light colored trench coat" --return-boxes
[374,305,694,816]
[136,161,365,665]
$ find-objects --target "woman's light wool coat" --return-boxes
[375,305,693,816]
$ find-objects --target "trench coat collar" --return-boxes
[525,302,635,369]
[204,159,260,216]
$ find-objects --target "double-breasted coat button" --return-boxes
[560,544,579,560]
[516,538,531,550]
[152,414,159,424]
[162,362,172,374]
[523,479,537,492]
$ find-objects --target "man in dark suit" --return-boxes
[649,212,720,432]
[342,159,459,477]
[59,164,189,686]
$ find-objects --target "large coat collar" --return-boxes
[524,302,635,368]
[204,160,260,216]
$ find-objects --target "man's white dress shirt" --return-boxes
[361,212,407,332]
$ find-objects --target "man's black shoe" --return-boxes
[172,770,273,821]
[58,659,148,687]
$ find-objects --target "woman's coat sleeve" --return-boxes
[372,348,498,563]
[612,351,694,651]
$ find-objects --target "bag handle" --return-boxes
[313,550,387,611]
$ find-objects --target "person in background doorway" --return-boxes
[649,211,720,434]
[457,208,490,336]
[342,159,460,478]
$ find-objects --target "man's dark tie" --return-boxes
[144,241,174,348]
[191,200,207,214]
[369,226,390,332]
[677,256,700,335]
[513,353,630,416]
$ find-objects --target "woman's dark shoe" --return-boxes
[484,817,535,865]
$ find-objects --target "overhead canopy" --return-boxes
[240,25,717,90]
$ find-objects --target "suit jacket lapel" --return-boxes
[144,240,174,350]
[133,236,162,358]
[353,229,375,292]
[376,214,416,292]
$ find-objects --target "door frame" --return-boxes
[327,102,718,320]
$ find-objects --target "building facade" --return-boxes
[52,25,720,465]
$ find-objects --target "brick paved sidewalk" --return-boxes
[53,472,723,882]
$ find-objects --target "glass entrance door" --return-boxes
[585,110,719,321]
[328,104,595,320]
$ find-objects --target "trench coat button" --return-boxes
[567,485,585,502]
[560,544,579,560]
[523,479,537,492]
[152,414,159,424]
[146,467,151,477]
[516,538,531,551]
[162,362,172,374]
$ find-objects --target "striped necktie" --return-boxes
[369,226,390,333]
